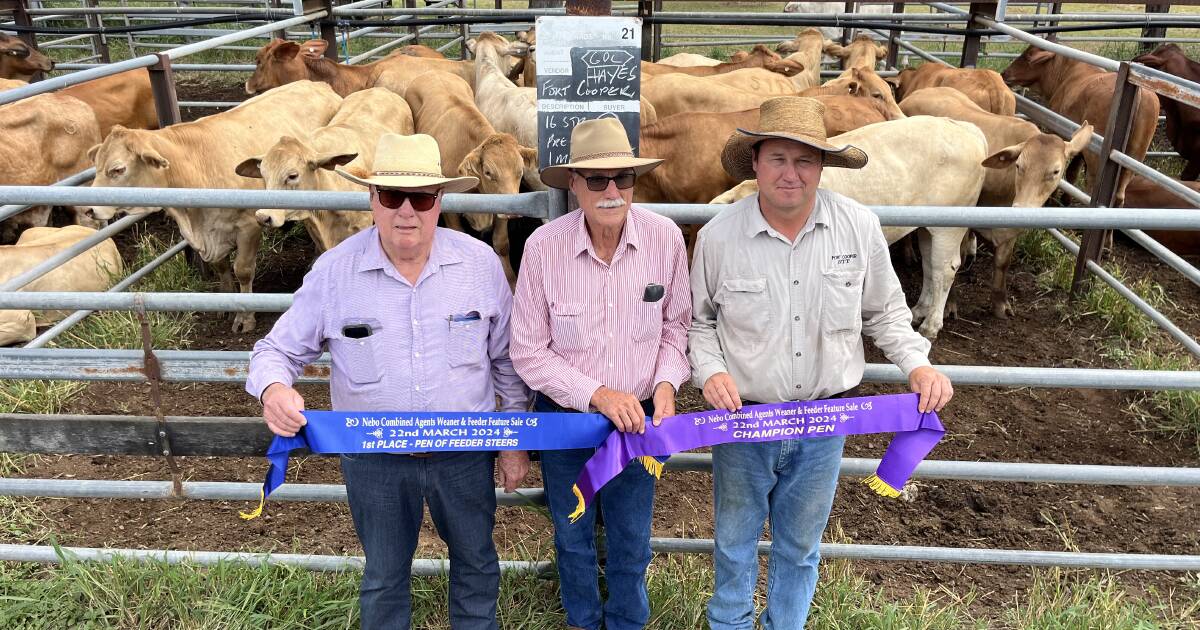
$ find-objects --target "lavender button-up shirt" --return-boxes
[246,226,529,414]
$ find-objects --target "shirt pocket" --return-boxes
[330,321,384,385]
[549,301,589,352]
[715,277,771,350]
[821,269,865,336]
[633,299,664,343]
[446,310,491,370]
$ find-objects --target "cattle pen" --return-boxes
[2,0,1200,624]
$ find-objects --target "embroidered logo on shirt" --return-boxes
[831,253,859,265]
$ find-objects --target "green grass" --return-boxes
[1005,568,1200,629]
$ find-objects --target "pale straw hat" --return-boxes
[337,133,479,193]
[721,96,868,182]
[540,117,663,190]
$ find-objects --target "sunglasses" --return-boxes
[578,172,637,192]
[374,187,440,212]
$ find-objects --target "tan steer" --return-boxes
[87,81,342,332]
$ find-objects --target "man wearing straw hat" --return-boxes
[689,97,954,628]
[247,133,531,630]
[510,117,691,630]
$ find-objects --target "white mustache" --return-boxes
[596,198,627,209]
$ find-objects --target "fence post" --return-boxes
[459,0,469,60]
[885,0,904,69]
[565,0,610,16]
[841,1,854,47]
[637,0,653,61]
[1141,3,1171,52]
[1045,1,1063,42]
[960,2,996,68]
[1071,62,1139,294]
[651,0,661,61]
[148,53,182,128]
[320,0,340,61]
[406,0,420,47]
[270,0,287,42]
[84,0,111,64]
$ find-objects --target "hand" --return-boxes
[702,372,742,412]
[908,366,953,413]
[591,386,646,434]
[651,381,676,427]
[496,451,530,493]
[262,382,306,437]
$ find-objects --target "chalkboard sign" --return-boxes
[535,16,642,171]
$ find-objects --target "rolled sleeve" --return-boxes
[653,229,692,391]
[246,262,329,400]
[510,240,604,411]
[860,224,931,376]
[687,230,729,389]
[487,254,532,412]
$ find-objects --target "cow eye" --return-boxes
[286,171,299,183]
[107,165,126,177]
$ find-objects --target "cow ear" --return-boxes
[982,143,1025,169]
[824,41,846,58]
[313,152,358,171]
[844,80,861,95]
[1066,122,1094,159]
[884,76,901,88]
[87,143,102,164]
[275,41,301,60]
[236,157,263,179]
[876,44,888,59]
[1026,49,1054,65]
[137,149,169,170]
[519,146,538,171]
[465,38,477,55]
[300,39,326,58]
[516,31,529,43]
[457,147,482,178]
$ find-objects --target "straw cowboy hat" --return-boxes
[540,117,663,190]
[721,96,868,181]
[337,133,478,193]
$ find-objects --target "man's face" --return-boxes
[370,184,442,255]
[569,168,636,232]
[752,138,823,214]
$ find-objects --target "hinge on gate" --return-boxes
[135,293,183,497]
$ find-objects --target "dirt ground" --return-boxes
[5,74,1200,619]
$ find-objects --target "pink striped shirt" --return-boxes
[510,205,692,412]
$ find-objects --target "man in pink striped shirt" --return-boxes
[510,118,691,630]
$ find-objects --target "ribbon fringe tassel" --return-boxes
[863,474,902,498]
[568,484,586,523]
[638,456,664,479]
[239,489,266,520]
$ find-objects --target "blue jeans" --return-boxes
[340,452,500,630]
[706,436,846,630]
[535,394,656,630]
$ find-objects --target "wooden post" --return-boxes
[8,0,37,51]
[637,0,653,61]
[960,2,997,68]
[458,0,469,60]
[148,53,182,128]
[84,0,110,64]
[319,0,340,61]
[1071,62,1139,294]
[406,0,420,47]
[270,0,287,42]
[1045,1,1063,43]
[564,0,610,16]
[841,1,854,47]
[1141,3,1171,53]
[651,0,661,61]
[885,0,904,70]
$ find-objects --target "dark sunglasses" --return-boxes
[579,172,636,192]
[374,187,440,212]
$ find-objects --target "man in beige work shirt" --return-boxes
[689,97,953,630]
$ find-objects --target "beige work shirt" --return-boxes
[688,190,931,403]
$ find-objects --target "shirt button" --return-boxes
[414,385,421,391]
[795,351,802,357]
[608,303,613,308]
[845,281,852,287]
[608,362,614,368]
[795,385,802,389]
[793,280,799,286]
[412,319,419,325]
[794,316,800,321]
[608,332,613,338]
[414,352,420,358]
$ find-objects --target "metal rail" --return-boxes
[0,349,1197,390]
[0,168,96,224]
[1048,229,1200,359]
[1121,230,1200,290]
[24,240,190,349]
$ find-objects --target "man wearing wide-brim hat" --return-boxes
[510,117,692,630]
[689,97,954,628]
[247,133,531,630]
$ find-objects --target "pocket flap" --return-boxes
[721,278,766,293]
[550,301,584,316]
[823,270,864,289]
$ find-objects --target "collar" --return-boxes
[744,191,829,240]
[356,226,463,280]
[571,205,642,258]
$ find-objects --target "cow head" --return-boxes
[1001,46,1056,87]
[827,67,904,120]
[0,34,54,81]
[85,126,172,220]
[468,31,512,69]
[235,135,357,228]
[1132,43,1182,70]
[245,39,309,95]
[776,28,824,56]
[456,133,535,232]
[824,34,886,70]
[886,67,917,101]
[983,123,1093,208]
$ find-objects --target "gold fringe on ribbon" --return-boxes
[239,489,266,520]
[639,456,664,479]
[862,474,902,498]
[568,484,586,523]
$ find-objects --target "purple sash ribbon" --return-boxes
[568,392,944,522]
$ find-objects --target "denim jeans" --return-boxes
[340,451,500,630]
[535,394,657,630]
[706,436,846,630]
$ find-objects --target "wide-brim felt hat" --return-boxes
[337,133,479,194]
[540,117,663,190]
[721,96,868,182]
